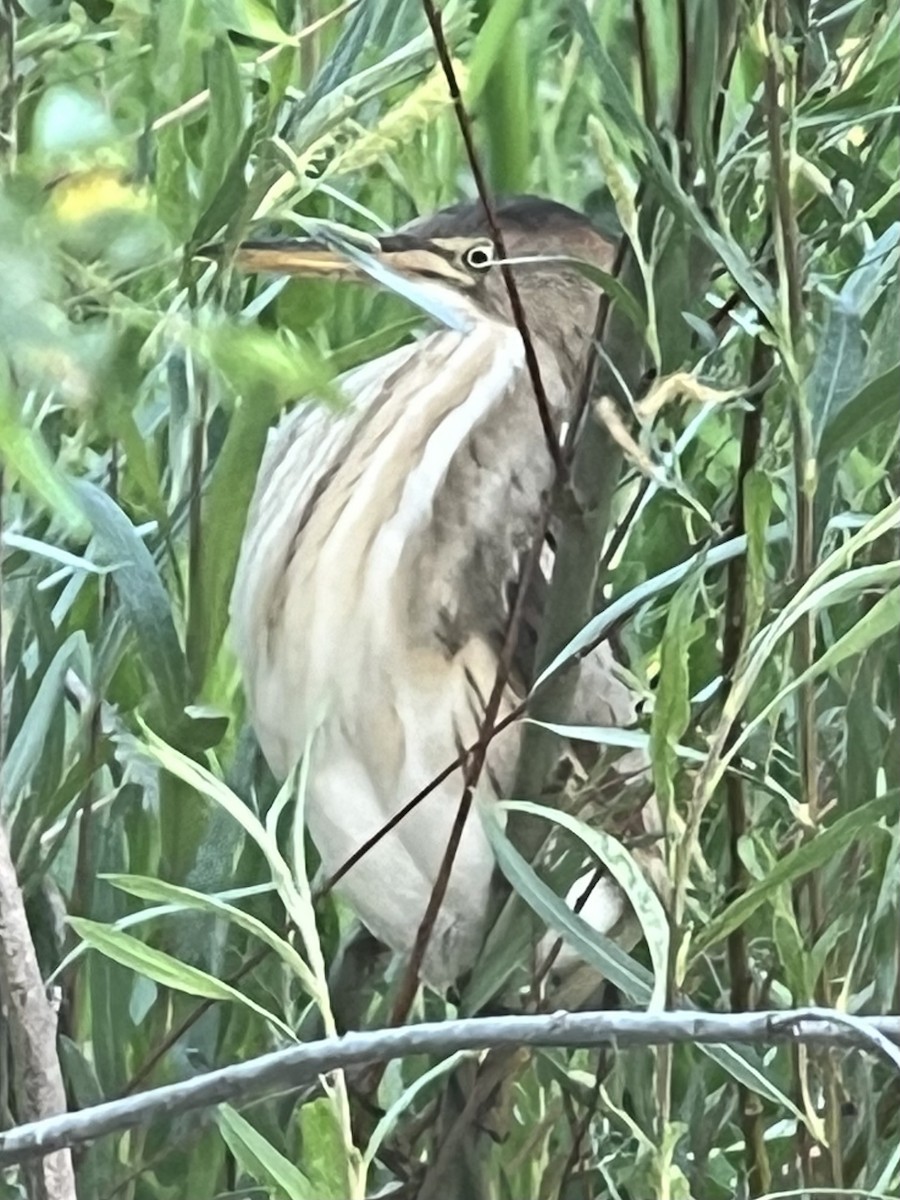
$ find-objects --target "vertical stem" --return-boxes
[632,0,658,131]
[0,467,4,769]
[0,0,17,170]
[722,345,769,1195]
[72,448,116,919]
[187,356,207,690]
[765,1,832,1188]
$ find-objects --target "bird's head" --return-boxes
[206,195,615,376]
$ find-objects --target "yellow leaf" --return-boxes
[50,169,148,224]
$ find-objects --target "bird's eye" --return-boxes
[463,243,495,271]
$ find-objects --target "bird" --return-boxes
[228,195,645,992]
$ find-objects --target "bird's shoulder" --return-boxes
[253,319,523,512]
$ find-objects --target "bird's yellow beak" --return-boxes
[198,234,484,288]
[201,239,363,277]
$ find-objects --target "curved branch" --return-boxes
[1,1008,898,1167]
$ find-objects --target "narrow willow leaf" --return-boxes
[217,0,290,42]
[133,723,325,997]
[719,501,900,741]
[571,0,776,321]
[297,1098,352,1197]
[650,570,703,821]
[2,531,113,577]
[483,810,799,1113]
[840,221,900,315]
[187,381,281,688]
[0,386,86,535]
[727,562,900,765]
[736,586,900,750]
[818,363,900,464]
[69,917,296,1040]
[690,792,898,959]
[190,124,254,249]
[502,800,670,1010]
[49,885,275,983]
[103,874,317,994]
[524,720,704,762]
[808,293,867,451]
[743,468,773,634]
[363,1051,472,1169]
[466,0,529,104]
[0,632,88,816]
[483,805,654,1002]
[73,481,188,722]
[199,36,246,212]
[217,1105,316,1200]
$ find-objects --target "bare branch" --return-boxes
[419,0,565,477]
[0,819,76,1199]
[1,1008,898,1168]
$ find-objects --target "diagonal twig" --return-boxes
[420,0,566,479]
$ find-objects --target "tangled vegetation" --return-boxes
[0,0,897,1197]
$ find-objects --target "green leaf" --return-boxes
[483,805,654,1003]
[840,221,900,315]
[690,792,898,959]
[0,384,87,536]
[155,125,193,242]
[217,1105,316,1200]
[808,293,867,451]
[818,363,900,465]
[297,1098,351,1198]
[190,124,255,249]
[483,808,800,1113]
[466,0,529,104]
[0,632,88,818]
[199,37,246,213]
[69,917,296,1038]
[102,874,316,993]
[743,467,773,632]
[571,0,775,321]
[502,800,671,1010]
[363,1051,472,1169]
[72,481,188,722]
[209,0,289,42]
[650,569,704,820]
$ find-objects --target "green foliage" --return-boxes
[0,0,898,1198]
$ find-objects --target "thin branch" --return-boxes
[766,2,826,1188]
[120,946,270,1097]
[314,704,523,899]
[317,525,781,901]
[419,0,566,478]
[1,1009,898,1167]
[390,520,548,1023]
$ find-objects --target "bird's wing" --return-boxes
[498,544,641,731]
[230,338,422,690]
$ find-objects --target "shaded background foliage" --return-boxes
[0,0,898,1197]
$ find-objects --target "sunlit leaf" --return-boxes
[217,1105,316,1200]
[69,918,296,1039]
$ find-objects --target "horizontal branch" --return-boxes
[1,1007,898,1165]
